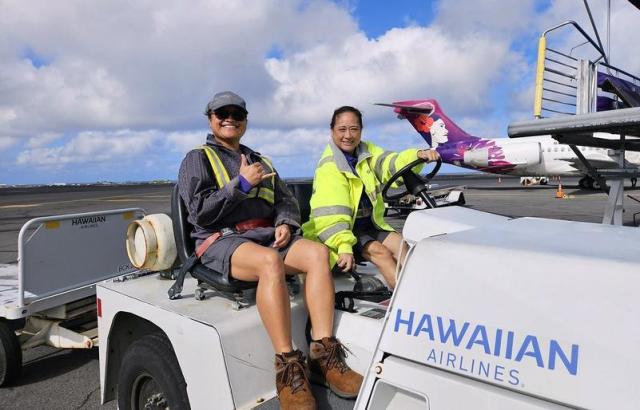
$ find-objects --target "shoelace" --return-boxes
[322,341,352,374]
[279,358,309,394]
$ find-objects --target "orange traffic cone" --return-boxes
[555,183,564,199]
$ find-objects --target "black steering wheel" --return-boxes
[381,157,442,207]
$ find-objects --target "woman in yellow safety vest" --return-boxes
[302,106,439,289]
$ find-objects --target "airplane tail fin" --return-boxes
[375,99,476,147]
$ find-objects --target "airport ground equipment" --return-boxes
[97,206,640,409]
[524,19,640,222]
[509,106,640,224]
[0,208,144,386]
[97,150,640,409]
[520,176,549,186]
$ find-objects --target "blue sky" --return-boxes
[0,0,638,185]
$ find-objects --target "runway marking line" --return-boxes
[0,194,169,209]
[0,204,39,209]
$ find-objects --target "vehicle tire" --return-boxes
[0,320,22,387]
[586,178,595,190]
[117,332,190,410]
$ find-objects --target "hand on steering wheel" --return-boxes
[417,149,440,162]
[381,153,442,205]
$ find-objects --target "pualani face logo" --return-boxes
[393,309,579,387]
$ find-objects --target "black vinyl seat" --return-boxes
[171,184,257,294]
[284,180,313,225]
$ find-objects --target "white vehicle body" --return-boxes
[97,206,640,409]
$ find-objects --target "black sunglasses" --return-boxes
[213,108,247,121]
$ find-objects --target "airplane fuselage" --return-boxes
[435,134,640,177]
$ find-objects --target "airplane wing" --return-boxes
[566,157,617,171]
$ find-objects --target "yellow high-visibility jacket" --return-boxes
[302,140,423,267]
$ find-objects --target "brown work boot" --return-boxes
[275,350,317,410]
[308,337,363,399]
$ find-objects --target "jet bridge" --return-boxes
[508,107,640,224]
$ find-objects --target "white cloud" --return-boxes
[261,25,515,126]
[0,107,17,122]
[243,127,329,158]
[27,132,63,148]
[165,130,207,155]
[16,129,159,167]
[0,136,19,151]
[0,0,359,138]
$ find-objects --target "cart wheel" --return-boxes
[0,320,22,387]
[194,288,206,301]
[118,332,190,410]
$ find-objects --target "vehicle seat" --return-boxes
[171,184,257,293]
[285,181,312,224]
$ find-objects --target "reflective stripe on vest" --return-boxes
[251,156,276,204]
[199,145,275,205]
[373,151,394,180]
[310,205,352,218]
[318,222,351,242]
[201,145,231,188]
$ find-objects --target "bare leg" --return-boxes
[382,231,409,267]
[230,242,292,353]
[284,239,334,340]
[362,232,407,289]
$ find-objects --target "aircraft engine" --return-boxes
[500,142,542,166]
[463,142,542,168]
[463,148,490,167]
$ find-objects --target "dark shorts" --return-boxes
[198,227,302,280]
[352,217,393,255]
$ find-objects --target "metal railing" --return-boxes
[533,21,606,118]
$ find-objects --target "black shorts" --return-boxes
[352,217,393,255]
[198,227,302,281]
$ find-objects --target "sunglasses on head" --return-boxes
[213,107,247,121]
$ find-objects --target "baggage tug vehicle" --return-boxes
[97,103,640,407]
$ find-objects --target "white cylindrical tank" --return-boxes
[126,213,177,271]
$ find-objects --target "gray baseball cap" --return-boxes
[204,91,248,116]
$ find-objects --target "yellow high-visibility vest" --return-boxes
[199,145,275,204]
[302,140,422,266]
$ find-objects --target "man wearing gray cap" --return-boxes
[178,91,363,409]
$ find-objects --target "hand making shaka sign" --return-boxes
[239,154,276,186]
